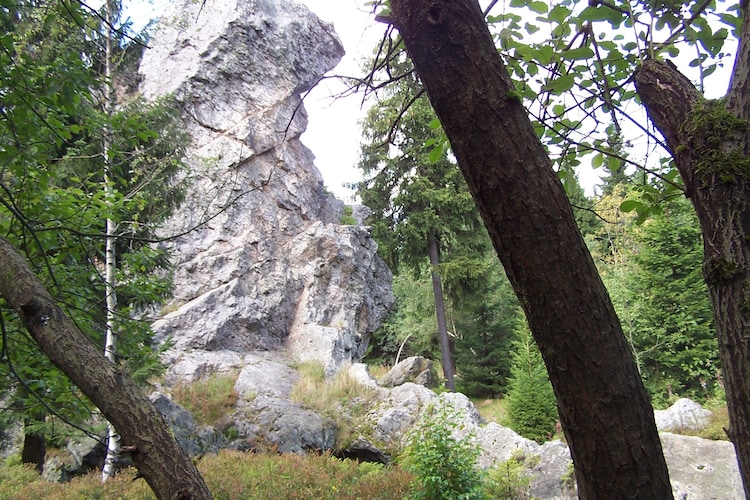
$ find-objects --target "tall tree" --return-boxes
[387,0,673,496]
[0,238,211,498]
[635,54,750,495]
[101,0,121,480]
[622,195,719,404]
[358,77,487,390]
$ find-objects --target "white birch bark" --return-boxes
[101,0,120,481]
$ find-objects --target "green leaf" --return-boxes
[606,156,621,172]
[548,5,570,23]
[591,153,604,168]
[529,1,548,14]
[428,142,445,164]
[561,47,594,60]
[620,199,643,213]
[544,74,575,94]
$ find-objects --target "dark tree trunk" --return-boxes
[390,0,673,497]
[428,235,455,391]
[21,414,45,473]
[0,237,212,500]
[636,41,750,495]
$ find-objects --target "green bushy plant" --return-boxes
[400,403,485,500]
[483,451,534,499]
[505,328,558,443]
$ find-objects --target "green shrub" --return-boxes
[505,329,558,443]
[483,452,534,499]
[340,205,358,225]
[400,403,485,500]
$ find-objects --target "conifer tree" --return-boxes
[505,328,558,443]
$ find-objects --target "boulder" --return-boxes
[655,397,712,432]
[378,356,438,388]
[141,0,393,377]
[150,392,226,457]
[662,432,744,499]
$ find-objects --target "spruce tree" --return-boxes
[505,328,558,443]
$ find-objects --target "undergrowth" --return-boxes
[290,361,377,448]
[0,450,413,499]
[171,371,239,426]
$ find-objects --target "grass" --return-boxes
[670,404,730,441]
[366,363,391,380]
[0,450,414,500]
[290,361,378,449]
[171,371,239,427]
[291,362,376,417]
[473,398,510,426]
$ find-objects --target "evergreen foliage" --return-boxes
[358,56,522,393]
[621,196,719,403]
[505,329,558,443]
[452,257,522,398]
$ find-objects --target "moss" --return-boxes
[683,99,750,185]
[703,257,743,286]
[506,89,523,102]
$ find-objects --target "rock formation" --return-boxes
[139,0,393,375]
[128,2,743,498]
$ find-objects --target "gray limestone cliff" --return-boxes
[139,0,393,375]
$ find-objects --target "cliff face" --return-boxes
[140,0,393,374]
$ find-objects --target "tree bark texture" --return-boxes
[636,47,750,496]
[391,0,673,497]
[428,235,456,391]
[0,236,212,500]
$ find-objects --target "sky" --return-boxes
[296,0,384,202]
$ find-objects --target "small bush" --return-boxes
[483,454,533,500]
[340,205,358,225]
[400,403,485,500]
[172,371,239,426]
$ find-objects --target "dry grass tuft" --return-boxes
[172,371,239,426]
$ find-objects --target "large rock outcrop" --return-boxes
[140,0,393,374]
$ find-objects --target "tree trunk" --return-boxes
[428,235,456,391]
[635,51,750,496]
[101,0,120,481]
[21,406,45,473]
[390,0,673,497]
[0,236,212,500]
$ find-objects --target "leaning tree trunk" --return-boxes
[427,235,456,391]
[390,0,673,497]
[0,237,212,500]
[635,39,750,494]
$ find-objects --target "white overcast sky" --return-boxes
[296,0,384,202]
